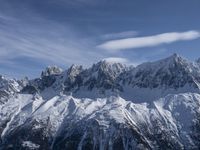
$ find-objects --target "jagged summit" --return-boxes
[167,53,180,60]
[136,53,188,70]
[16,54,200,101]
[15,53,200,103]
[89,60,127,79]
[1,53,200,149]
[66,64,83,80]
[0,76,22,103]
[158,53,189,67]
[41,66,63,77]
[120,53,196,89]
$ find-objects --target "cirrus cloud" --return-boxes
[103,57,129,63]
[98,30,200,52]
[101,31,138,40]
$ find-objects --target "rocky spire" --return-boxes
[41,66,63,77]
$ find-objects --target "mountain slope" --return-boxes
[118,54,200,102]
[1,54,200,150]
[0,93,200,149]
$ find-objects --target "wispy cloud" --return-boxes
[98,30,200,52]
[0,22,92,65]
[103,57,140,66]
[0,13,105,78]
[101,31,138,40]
[103,57,129,63]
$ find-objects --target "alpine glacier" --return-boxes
[1,54,200,150]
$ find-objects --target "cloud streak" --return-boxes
[103,57,129,63]
[0,12,106,78]
[101,31,138,40]
[98,30,200,51]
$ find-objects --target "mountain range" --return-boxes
[1,54,200,150]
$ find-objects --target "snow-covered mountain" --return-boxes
[1,54,200,150]
[0,75,24,104]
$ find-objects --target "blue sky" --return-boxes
[0,0,200,78]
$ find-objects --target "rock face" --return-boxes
[1,54,200,150]
[121,54,196,88]
[41,66,63,77]
[0,76,22,104]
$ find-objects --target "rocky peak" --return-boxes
[76,61,126,92]
[120,54,198,89]
[67,65,83,79]
[90,60,126,79]
[62,65,84,92]
[167,53,180,61]
[0,75,21,102]
[17,54,200,98]
[41,66,63,77]
[137,53,188,72]
[162,53,189,68]
[0,75,19,90]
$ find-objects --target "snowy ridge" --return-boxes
[1,54,200,149]
[0,75,23,105]
[0,93,200,149]
[21,54,200,102]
